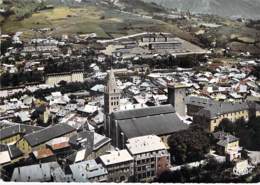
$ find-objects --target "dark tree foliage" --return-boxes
[217,118,237,135]
[131,55,199,69]
[0,71,43,87]
[251,66,260,80]
[246,117,260,150]
[167,126,210,165]
[0,38,12,54]
[156,159,254,183]
[216,116,260,151]
[45,61,84,74]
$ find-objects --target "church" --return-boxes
[103,69,189,149]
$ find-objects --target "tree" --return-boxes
[217,118,237,134]
[58,80,67,86]
[156,159,238,183]
[215,116,260,150]
[0,72,11,87]
[168,126,210,165]
[249,117,260,150]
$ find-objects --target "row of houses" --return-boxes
[2,127,170,183]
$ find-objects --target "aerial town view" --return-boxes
[1,0,260,183]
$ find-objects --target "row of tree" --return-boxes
[132,55,200,69]
[1,71,44,87]
[156,158,258,183]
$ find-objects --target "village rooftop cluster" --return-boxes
[1,31,260,182]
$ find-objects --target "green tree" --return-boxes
[168,126,210,165]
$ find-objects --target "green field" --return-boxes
[2,6,111,38]
[1,5,198,42]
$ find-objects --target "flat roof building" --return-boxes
[98,150,134,182]
[126,135,170,182]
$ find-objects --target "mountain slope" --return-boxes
[142,0,260,19]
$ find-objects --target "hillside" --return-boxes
[1,0,260,56]
[1,2,199,44]
[142,0,260,19]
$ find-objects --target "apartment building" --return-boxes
[45,71,84,85]
[126,135,170,182]
[187,96,260,132]
[98,150,134,182]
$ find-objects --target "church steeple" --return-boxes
[104,69,121,137]
[105,68,120,95]
[104,68,121,114]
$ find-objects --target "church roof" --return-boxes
[112,105,188,138]
[112,104,175,120]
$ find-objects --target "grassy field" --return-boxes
[1,5,199,43]
[2,6,111,38]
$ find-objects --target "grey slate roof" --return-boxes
[93,133,111,151]
[213,131,239,147]
[189,95,250,119]
[217,134,239,147]
[69,131,94,153]
[24,124,76,147]
[114,105,188,138]
[0,124,43,140]
[8,145,23,159]
[112,104,176,120]
[11,162,65,182]
[213,131,227,140]
[0,144,21,160]
[69,160,107,182]
[0,144,8,152]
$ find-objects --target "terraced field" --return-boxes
[1,5,198,42]
[2,6,109,38]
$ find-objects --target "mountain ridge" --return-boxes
[142,0,260,19]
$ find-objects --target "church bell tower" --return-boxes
[104,69,120,137]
